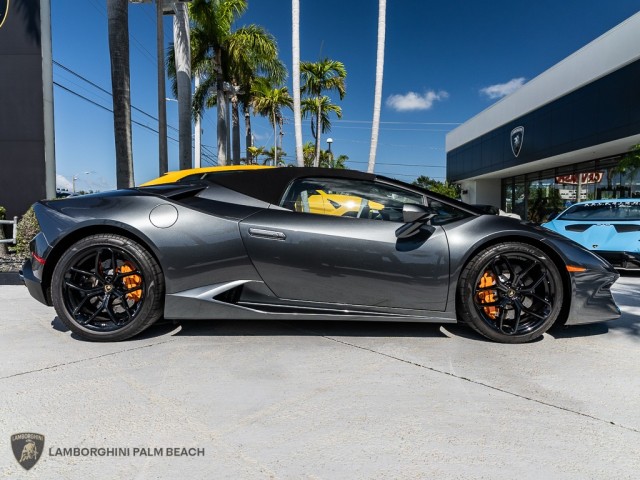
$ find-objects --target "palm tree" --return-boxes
[368,0,386,174]
[246,145,266,164]
[106,0,134,188]
[226,26,285,164]
[263,146,287,166]
[300,58,347,167]
[173,2,192,170]
[252,79,293,165]
[187,0,284,165]
[320,151,348,169]
[291,0,304,167]
[301,142,346,168]
[615,143,640,193]
[301,96,342,155]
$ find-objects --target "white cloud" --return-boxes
[480,77,526,99]
[56,174,72,191]
[385,90,449,112]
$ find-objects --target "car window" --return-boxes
[280,177,425,222]
[558,201,640,221]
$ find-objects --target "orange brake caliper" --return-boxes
[477,271,499,319]
[118,262,142,302]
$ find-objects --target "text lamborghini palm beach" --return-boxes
[21,168,620,343]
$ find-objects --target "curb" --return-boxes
[0,272,22,285]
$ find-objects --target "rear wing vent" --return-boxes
[137,183,207,201]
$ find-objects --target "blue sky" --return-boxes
[51,1,640,192]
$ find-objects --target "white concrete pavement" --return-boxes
[0,275,639,479]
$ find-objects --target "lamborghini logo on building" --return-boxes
[0,0,9,30]
[11,433,45,471]
[511,126,524,157]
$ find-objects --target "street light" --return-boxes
[72,171,94,194]
[326,138,334,167]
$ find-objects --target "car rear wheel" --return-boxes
[457,242,563,343]
[51,234,164,341]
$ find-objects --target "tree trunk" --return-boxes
[194,74,201,168]
[173,2,192,170]
[231,91,241,164]
[244,107,253,164]
[278,117,284,165]
[107,0,134,188]
[156,0,168,175]
[216,75,227,165]
[273,111,278,165]
[368,0,386,174]
[292,0,304,167]
[314,102,321,167]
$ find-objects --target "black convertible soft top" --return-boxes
[201,167,375,205]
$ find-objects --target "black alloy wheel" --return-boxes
[51,234,164,341]
[457,242,564,343]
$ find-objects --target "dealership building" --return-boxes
[446,12,640,220]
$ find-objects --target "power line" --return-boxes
[53,60,179,134]
[53,81,179,143]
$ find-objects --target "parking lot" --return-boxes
[1,274,639,479]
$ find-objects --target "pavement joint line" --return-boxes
[0,338,178,381]
[309,331,640,435]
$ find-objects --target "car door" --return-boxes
[239,177,450,312]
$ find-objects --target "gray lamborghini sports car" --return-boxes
[21,167,621,343]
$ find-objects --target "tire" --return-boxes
[456,242,563,343]
[51,234,164,341]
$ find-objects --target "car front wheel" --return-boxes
[457,242,564,343]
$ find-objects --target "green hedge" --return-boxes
[16,207,40,259]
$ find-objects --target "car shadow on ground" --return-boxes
[174,319,451,340]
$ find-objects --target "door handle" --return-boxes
[248,228,286,240]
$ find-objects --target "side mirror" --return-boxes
[402,203,436,223]
[396,204,437,239]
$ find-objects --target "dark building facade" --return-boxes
[0,0,54,219]
[446,12,640,221]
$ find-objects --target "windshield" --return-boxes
[558,201,640,221]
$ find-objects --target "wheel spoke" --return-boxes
[528,293,552,308]
[109,248,118,272]
[511,301,522,333]
[93,249,105,281]
[72,291,103,316]
[76,294,109,325]
[521,305,549,321]
[497,307,507,333]
[103,295,122,324]
[65,281,90,293]
[114,291,135,321]
[513,261,537,285]
[521,271,547,293]
[501,255,516,279]
[70,267,96,278]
